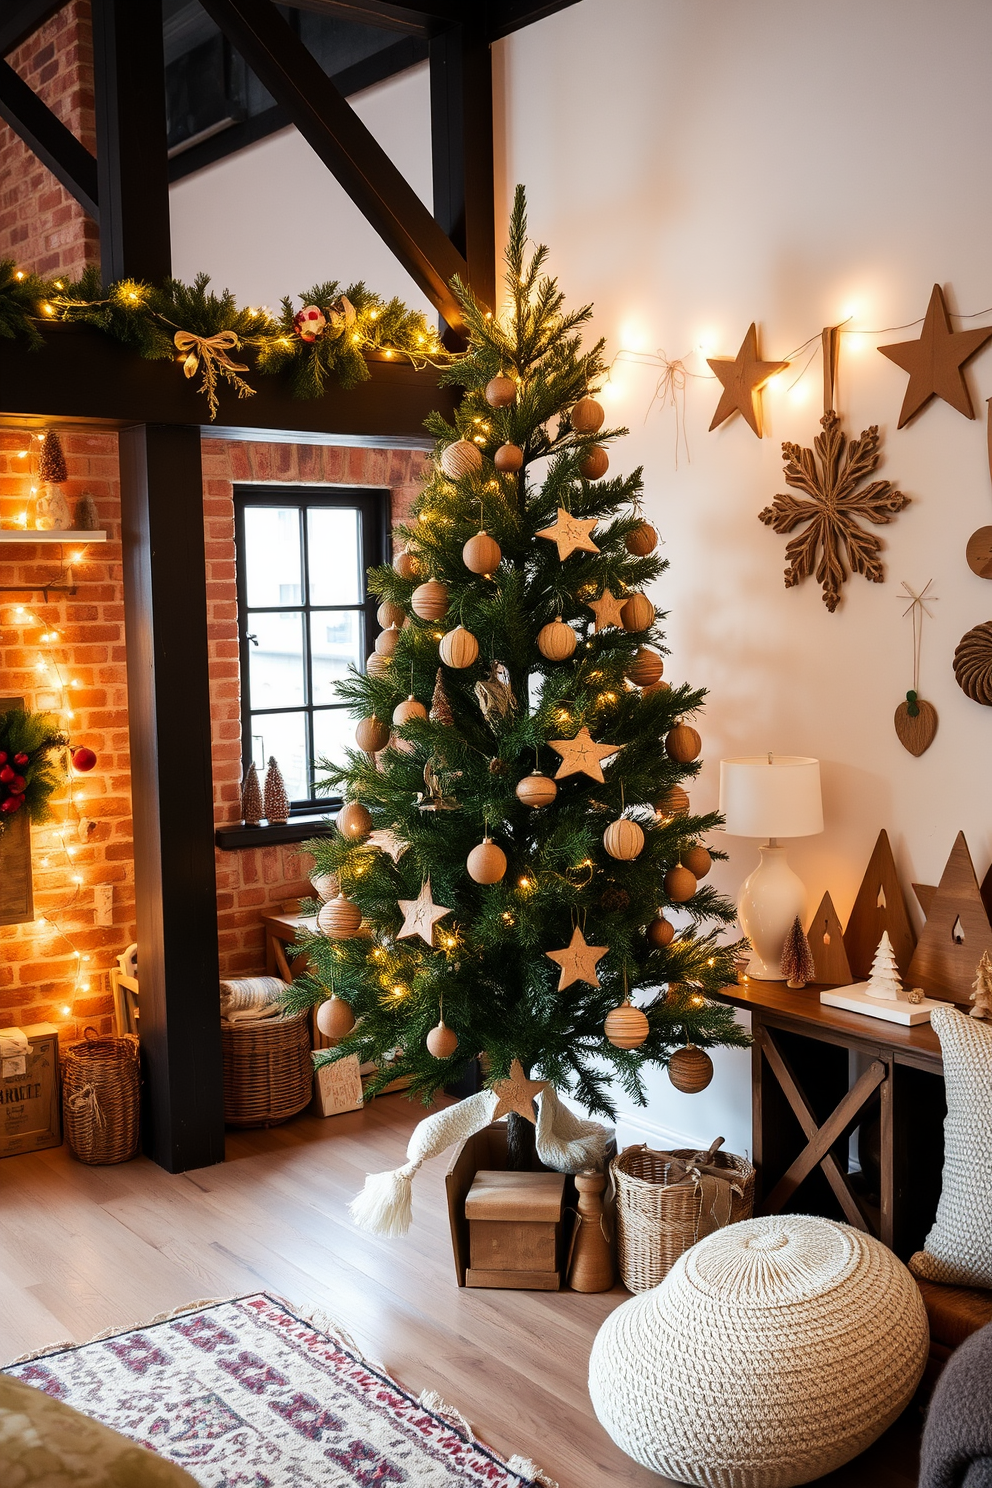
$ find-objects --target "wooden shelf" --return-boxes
[0,530,107,543]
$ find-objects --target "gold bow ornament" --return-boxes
[173,329,253,419]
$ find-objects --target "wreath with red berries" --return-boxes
[0,708,69,831]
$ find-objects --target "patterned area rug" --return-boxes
[4,1293,553,1487]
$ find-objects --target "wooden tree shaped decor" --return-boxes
[806,890,852,986]
[843,829,916,980]
[907,833,992,1003]
[877,284,992,428]
[759,327,909,611]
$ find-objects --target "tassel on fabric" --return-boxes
[348,1163,419,1237]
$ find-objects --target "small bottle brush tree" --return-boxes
[780,915,815,989]
[263,756,290,824]
[288,190,749,1166]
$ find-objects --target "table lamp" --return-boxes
[719,755,823,980]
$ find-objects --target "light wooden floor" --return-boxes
[0,1094,920,1488]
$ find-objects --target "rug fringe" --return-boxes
[418,1388,475,1440]
[506,1456,560,1487]
[4,1296,246,1366]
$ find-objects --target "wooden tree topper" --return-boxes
[806,891,852,986]
[907,833,992,1003]
[843,829,916,980]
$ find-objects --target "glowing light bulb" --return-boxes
[518,876,532,889]
[15,270,24,281]
[61,1005,71,1016]
[72,873,82,884]
[72,551,84,562]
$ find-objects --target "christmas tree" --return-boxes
[241,761,263,826]
[780,915,815,988]
[263,756,290,824]
[866,931,901,999]
[289,189,748,1164]
[971,949,992,1020]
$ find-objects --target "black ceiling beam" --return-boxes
[430,17,494,317]
[199,0,470,328]
[487,0,582,40]
[288,0,463,34]
[0,0,64,55]
[92,0,172,283]
[169,32,427,182]
[0,58,98,218]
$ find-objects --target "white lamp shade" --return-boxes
[719,756,823,839]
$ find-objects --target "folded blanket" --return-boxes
[921,1322,992,1488]
[219,975,290,1023]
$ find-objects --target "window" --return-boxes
[234,485,387,813]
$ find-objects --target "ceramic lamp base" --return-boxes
[738,843,807,981]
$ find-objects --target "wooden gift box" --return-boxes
[1,1023,61,1158]
[465,1168,566,1290]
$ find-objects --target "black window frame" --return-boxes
[234,483,388,816]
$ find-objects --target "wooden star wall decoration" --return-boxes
[536,508,600,560]
[586,589,626,631]
[708,323,789,438]
[878,284,992,428]
[545,926,608,990]
[550,726,621,782]
[396,878,452,946]
[759,411,909,612]
[491,1059,548,1123]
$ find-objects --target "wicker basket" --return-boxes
[221,1010,312,1127]
[612,1138,755,1293]
[62,1029,140,1165]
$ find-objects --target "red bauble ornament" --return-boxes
[72,746,97,772]
[13,752,28,767]
[1,794,23,813]
[0,766,12,784]
[0,752,7,765]
[9,774,25,793]
[293,304,326,342]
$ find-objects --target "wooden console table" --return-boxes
[713,980,946,1260]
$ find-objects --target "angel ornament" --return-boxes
[474,661,517,721]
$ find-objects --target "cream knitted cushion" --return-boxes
[910,1003,992,1288]
[589,1214,928,1488]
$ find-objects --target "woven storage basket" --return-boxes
[62,1029,140,1165]
[221,1010,312,1128]
[613,1139,755,1292]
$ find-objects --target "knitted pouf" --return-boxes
[588,1214,928,1488]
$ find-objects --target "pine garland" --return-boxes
[284,187,749,1119]
[0,708,69,831]
[0,261,450,418]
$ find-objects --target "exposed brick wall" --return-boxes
[0,1,99,280]
[205,439,430,979]
[0,428,133,1038]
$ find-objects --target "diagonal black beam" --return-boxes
[289,0,463,33]
[0,57,98,218]
[488,0,582,40]
[0,0,64,55]
[199,0,470,328]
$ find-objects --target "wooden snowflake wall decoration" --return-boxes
[759,411,909,612]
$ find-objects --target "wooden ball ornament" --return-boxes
[355,715,389,753]
[394,548,420,579]
[621,593,655,632]
[494,443,524,473]
[681,844,712,879]
[668,1044,714,1094]
[375,625,400,657]
[336,800,372,841]
[571,397,605,434]
[317,893,362,939]
[625,647,664,687]
[580,445,609,480]
[537,617,577,661]
[664,864,697,903]
[647,914,675,948]
[411,580,449,621]
[603,817,645,860]
[377,599,405,630]
[366,652,390,677]
[427,1019,459,1059]
[393,695,428,725]
[467,837,507,884]
[516,771,557,808]
[655,784,690,818]
[439,625,479,668]
[604,999,649,1050]
[463,530,502,574]
[665,723,702,762]
[316,993,355,1040]
[485,375,516,408]
[439,439,483,481]
[625,520,658,556]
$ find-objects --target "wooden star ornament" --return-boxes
[586,588,626,631]
[396,878,452,946]
[536,507,600,560]
[708,323,789,438]
[877,284,992,427]
[491,1059,548,1123]
[545,926,608,990]
[550,725,621,782]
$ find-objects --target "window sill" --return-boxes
[215,815,336,851]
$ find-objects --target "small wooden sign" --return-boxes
[310,1052,364,1118]
[0,697,33,927]
[1,1023,61,1157]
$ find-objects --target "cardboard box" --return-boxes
[1,1023,61,1157]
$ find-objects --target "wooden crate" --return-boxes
[466,1169,565,1290]
[0,1023,60,1157]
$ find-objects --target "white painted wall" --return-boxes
[172,0,992,1158]
[169,63,434,317]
